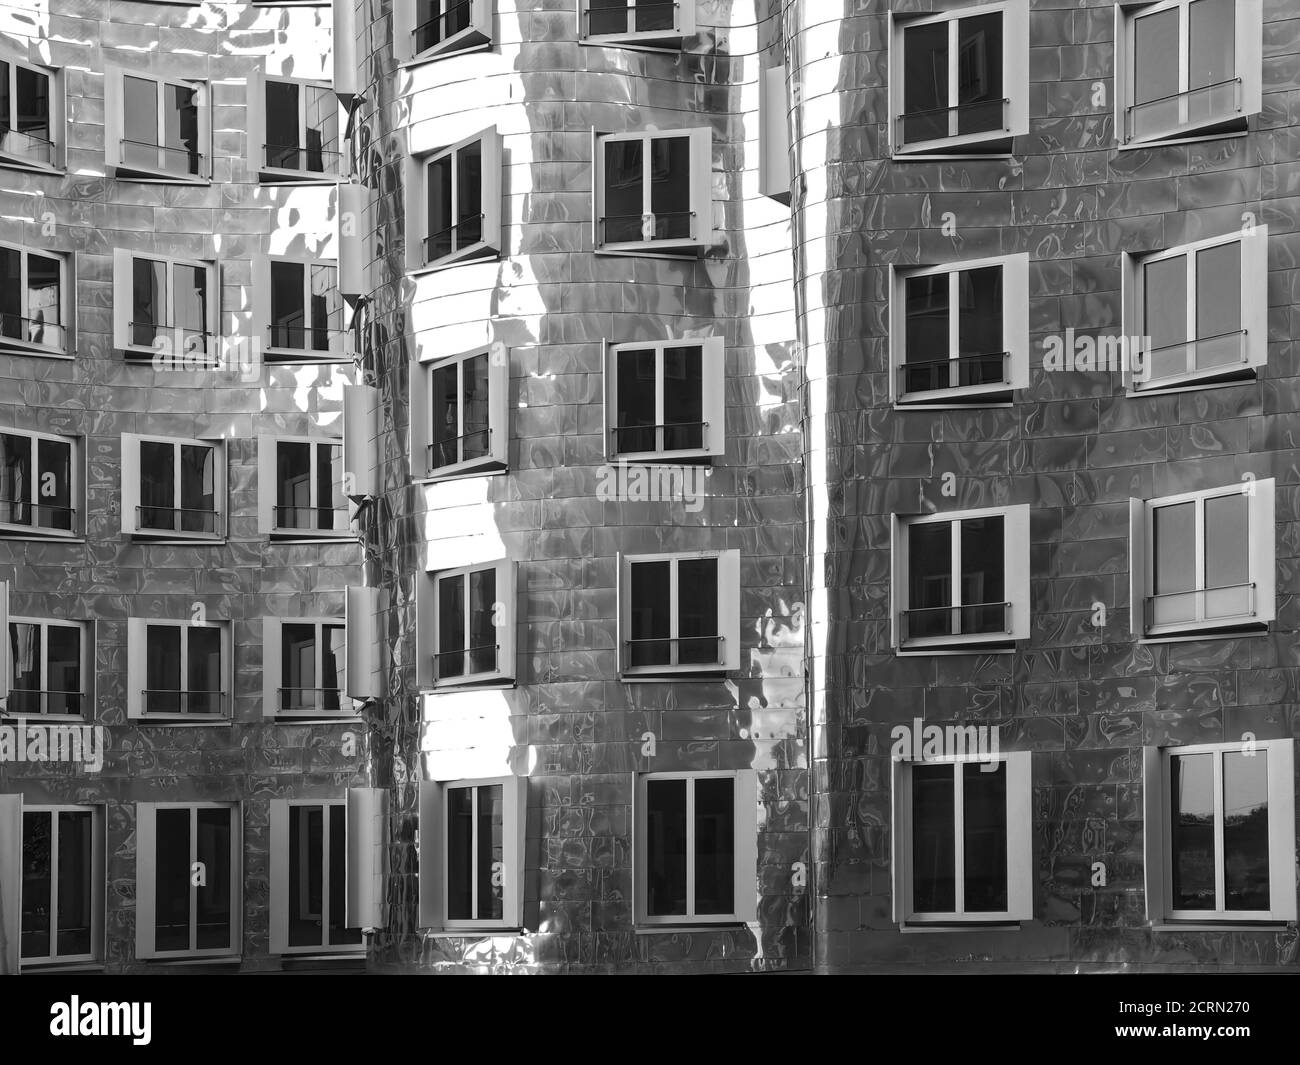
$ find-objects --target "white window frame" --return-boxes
[418,559,516,689]
[890,751,1032,925]
[890,504,1031,652]
[593,127,713,256]
[578,0,696,48]
[618,549,741,678]
[603,336,725,460]
[889,254,1029,406]
[1123,227,1268,394]
[0,241,71,357]
[418,776,526,932]
[634,770,758,926]
[269,799,365,955]
[1116,0,1262,148]
[394,0,493,64]
[0,54,65,172]
[111,249,219,363]
[888,0,1029,157]
[1143,740,1295,925]
[1130,479,1275,641]
[126,617,232,721]
[263,617,351,719]
[404,127,502,274]
[256,435,351,538]
[5,616,92,719]
[410,346,509,481]
[120,433,226,541]
[245,73,342,183]
[17,804,105,968]
[104,67,212,183]
[0,427,81,539]
[135,802,242,960]
[250,256,351,361]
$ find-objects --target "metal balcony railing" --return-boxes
[263,142,342,174]
[896,97,1010,148]
[584,0,679,36]
[624,633,723,670]
[414,0,473,51]
[141,689,226,715]
[0,312,66,350]
[900,602,1012,643]
[136,504,222,536]
[611,420,707,454]
[273,503,348,532]
[433,642,499,680]
[424,214,486,264]
[1125,78,1242,143]
[428,427,491,472]
[119,137,203,177]
[1144,582,1256,632]
[5,689,83,716]
[1138,329,1247,385]
[899,351,1009,396]
[600,209,695,245]
[278,687,344,713]
[0,497,75,531]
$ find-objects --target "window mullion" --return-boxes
[298,85,307,157]
[19,250,28,321]
[1195,495,1207,621]
[669,560,680,665]
[470,785,480,921]
[40,621,51,699]
[953,762,966,915]
[1213,751,1226,914]
[1186,253,1197,376]
[948,270,960,389]
[172,442,182,526]
[456,359,467,464]
[641,134,652,221]
[655,348,665,453]
[450,147,460,253]
[189,807,199,952]
[685,779,696,918]
[320,803,331,947]
[947,18,960,137]
[47,812,60,953]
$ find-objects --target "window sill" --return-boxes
[406,246,500,278]
[20,960,105,973]
[264,350,354,365]
[275,948,367,962]
[127,534,226,545]
[891,136,1015,161]
[1151,923,1289,933]
[1117,127,1247,152]
[0,154,64,176]
[421,927,523,938]
[894,394,1014,411]
[1139,625,1267,645]
[269,715,364,725]
[609,452,714,466]
[257,170,343,185]
[634,923,749,934]
[0,530,84,543]
[400,39,493,68]
[899,921,1022,933]
[1127,370,1255,398]
[1,714,87,724]
[110,168,211,186]
[416,465,508,486]
[130,717,232,727]
[596,240,709,260]
[269,531,358,542]
[580,35,689,53]
[0,342,72,359]
[143,954,241,966]
[427,679,516,694]
[620,670,731,683]
[896,641,1016,657]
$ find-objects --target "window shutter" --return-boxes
[392,0,416,63]
[262,617,282,718]
[1141,747,1165,923]
[342,383,379,500]
[112,248,132,353]
[63,250,77,357]
[1250,478,1276,626]
[337,182,364,299]
[718,549,741,673]
[759,65,791,204]
[134,803,158,959]
[1241,225,1269,373]
[126,618,148,718]
[591,127,603,249]
[601,339,615,459]
[502,775,527,928]
[888,265,904,402]
[249,257,270,356]
[1264,738,1296,921]
[51,67,67,170]
[409,359,429,479]
[702,335,726,457]
[256,434,276,534]
[488,345,509,468]
[0,792,19,974]
[197,78,213,181]
[733,769,759,923]
[345,787,386,929]
[345,584,380,700]
[268,800,290,952]
[1004,504,1031,641]
[245,70,266,181]
[616,552,628,676]
[1237,0,1263,121]
[1129,498,1147,639]
[103,68,123,173]
[493,559,517,682]
[1004,0,1030,139]
[416,570,437,689]
[479,128,503,257]
[890,756,906,923]
[120,434,141,536]
[1005,751,1034,920]
[890,516,905,648]
[687,127,713,246]
[333,0,358,99]
[417,778,444,929]
[632,773,645,923]
[1003,254,1030,392]
[0,580,8,709]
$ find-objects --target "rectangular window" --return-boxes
[270,800,363,954]
[594,128,712,253]
[394,0,493,63]
[1119,0,1261,146]
[412,347,508,479]
[0,56,61,169]
[891,753,1032,924]
[7,618,88,717]
[263,618,347,716]
[429,560,513,687]
[890,1,1028,154]
[619,550,740,677]
[579,0,696,46]
[127,618,229,719]
[0,429,77,537]
[635,771,756,926]
[254,77,340,180]
[405,128,501,272]
[20,806,102,966]
[121,434,224,540]
[136,803,240,959]
[1144,741,1295,924]
[112,249,216,361]
[0,243,68,355]
[891,505,1031,651]
[605,337,724,459]
[106,68,209,181]
[265,260,344,356]
[1132,481,1275,639]
[258,437,348,536]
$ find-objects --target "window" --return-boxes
[635,771,757,925]
[19,806,103,966]
[0,56,63,170]
[250,258,349,360]
[1117,0,1262,146]
[410,348,508,480]
[417,560,515,688]
[1130,480,1275,640]
[418,776,526,931]
[262,618,348,716]
[891,753,1032,924]
[126,617,230,719]
[1143,741,1295,924]
[1124,228,1267,393]
[578,0,696,47]
[890,505,1031,652]
[404,128,502,272]
[0,243,70,356]
[0,429,78,537]
[6,618,90,717]
[121,434,224,540]
[890,255,1028,405]
[269,800,363,954]
[112,249,217,362]
[105,68,210,181]
[257,437,349,536]
[619,550,740,677]
[594,128,713,255]
[394,0,493,63]
[246,75,342,182]
[604,337,724,460]
[136,803,240,959]
[889,0,1028,155]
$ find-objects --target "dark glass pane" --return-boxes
[456,141,483,249]
[265,80,300,170]
[646,778,687,916]
[636,0,675,33]
[588,0,630,37]
[1145,254,1189,382]
[477,784,504,922]
[678,557,719,665]
[131,257,165,348]
[46,625,81,716]
[430,363,458,470]
[145,625,182,714]
[14,66,48,140]
[179,444,216,533]
[26,252,61,348]
[957,266,1004,386]
[270,260,305,349]
[1196,241,1241,370]
[10,622,40,714]
[1223,750,1269,911]
[694,778,735,915]
[962,762,1008,912]
[960,516,1005,635]
[663,345,704,451]
[1152,501,1196,627]
[195,807,232,949]
[468,566,497,674]
[903,273,949,393]
[907,522,952,639]
[329,805,361,943]
[438,573,465,679]
[276,441,311,530]
[316,443,339,530]
[415,0,471,51]
[288,804,324,947]
[1133,8,1181,138]
[322,624,344,712]
[154,808,191,952]
[122,76,158,170]
[34,437,71,532]
[649,136,691,240]
[446,786,474,920]
[0,247,20,339]
[1170,753,1215,911]
[1188,0,1236,125]
[615,348,657,454]
[630,560,671,667]
[427,154,453,261]
[602,139,643,243]
[164,82,200,175]
[463,353,490,462]
[187,627,223,715]
[172,263,208,355]
[0,431,32,525]
[20,811,51,958]
[902,21,948,143]
[956,13,1003,134]
[308,264,333,352]
[0,61,9,134]
[282,623,316,712]
[56,810,93,956]
[911,764,956,913]
[1204,491,1249,621]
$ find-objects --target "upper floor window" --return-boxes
[410,347,508,481]
[0,429,77,538]
[262,617,348,717]
[891,505,1030,653]
[394,0,493,63]
[0,243,70,357]
[890,254,1028,405]
[121,434,224,541]
[889,0,1028,156]
[619,550,740,678]
[127,617,230,720]
[1130,480,1274,641]
[0,56,63,170]
[18,806,103,967]
[594,128,712,255]
[579,0,696,48]
[112,249,217,363]
[270,800,364,954]
[1124,227,1267,394]
[246,75,342,182]
[7,617,90,717]
[405,127,502,273]
[257,436,350,538]
[105,68,210,182]
[250,258,349,361]
[417,559,516,689]
[1117,0,1262,147]
[605,337,724,460]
